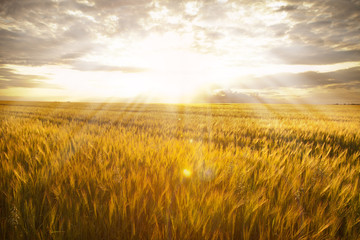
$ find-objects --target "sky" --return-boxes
[0,0,359,104]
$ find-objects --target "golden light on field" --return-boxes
[2,102,360,238]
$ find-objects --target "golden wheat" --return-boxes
[0,101,359,239]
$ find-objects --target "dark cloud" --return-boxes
[268,23,290,37]
[0,25,96,66]
[0,0,151,66]
[276,5,298,12]
[282,0,360,49]
[0,0,57,17]
[231,67,360,90]
[193,89,271,103]
[0,67,59,89]
[247,0,360,66]
[271,45,360,65]
[92,0,151,9]
[64,23,92,40]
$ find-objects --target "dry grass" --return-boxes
[0,101,359,239]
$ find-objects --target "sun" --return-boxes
[31,32,246,102]
[92,32,229,102]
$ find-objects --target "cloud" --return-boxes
[226,67,360,104]
[271,45,360,65]
[1,0,358,68]
[276,5,297,12]
[0,0,57,17]
[64,23,92,40]
[231,67,360,90]
[0,0,156,66]
[0,67,59,89]
[265,0,360,65]
[0,26,96,66]
[193,89,272,103]
[91,0,151,10]
[72,61,147,73]
[0,0,359,103]
[282,0,360,48]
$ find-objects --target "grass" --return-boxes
[0,101,360,239]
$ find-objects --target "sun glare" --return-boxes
[103,33,227,101]
[183,169,192,178]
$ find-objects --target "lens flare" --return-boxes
[183,169,192,178]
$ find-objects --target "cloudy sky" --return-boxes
[0,0,359,103]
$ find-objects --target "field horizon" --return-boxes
[1,101,360,239]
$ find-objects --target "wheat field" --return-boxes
[0,101,359,239]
